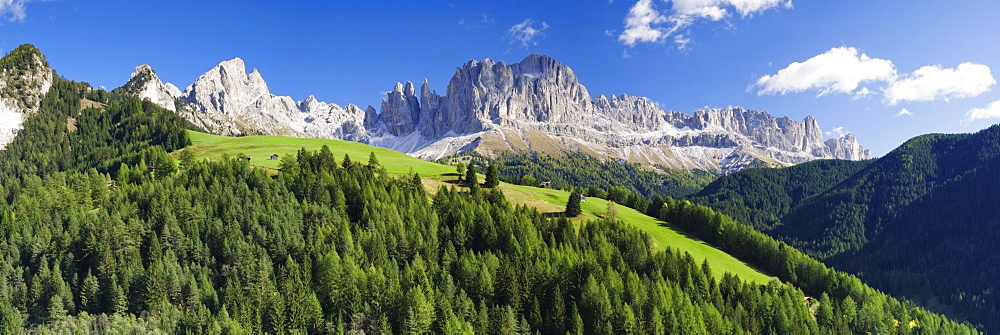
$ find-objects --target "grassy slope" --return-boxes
[185,131,453,175]
[504,184,773,284]
[184,130,773,284]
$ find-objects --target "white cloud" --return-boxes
[824,126,847,138]
[964,100,1000,122]
[755,47,996,109]
[895,108,912,117]
[618,0,791,48]
[619,0,669,46]
[507,19,550,48]
[673,0,792,19]
[885,62,996,105]
[853,87,873,99]
[0,0,33,22]
[674,34,692,51]
[754,47,896,96]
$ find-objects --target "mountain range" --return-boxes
[108,54,869,173]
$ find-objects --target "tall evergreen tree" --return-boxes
[342,153,352,169]
[465,165,478,186]
[484,164,499,188]
[566,190,582,217]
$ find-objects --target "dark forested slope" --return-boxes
[690,159,871,231]
[690,126,1000,331]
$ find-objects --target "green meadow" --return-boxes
[184,131,453,175]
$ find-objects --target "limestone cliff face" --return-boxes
[180,58,302,136]
[132,53,868,173]
[379,81,421,136]
[300,96,370,142]
[0,45,53,149]
[149,58,371,141]
[825,133,871,162]
[368,54,871,172]
[115,64,181,111]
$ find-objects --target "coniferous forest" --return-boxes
[0,49,982,333]
[690,127,1000,332]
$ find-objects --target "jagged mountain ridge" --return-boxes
[128,53,870,172]
[169,58,373,142]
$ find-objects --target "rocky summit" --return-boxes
[363,54,871,172]
[130,54,870,173]
[0,45,53,149]
[114,64,182,112]
[125,58,373,142]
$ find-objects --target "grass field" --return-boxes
[182,130,773,283]
[184,131,453,175]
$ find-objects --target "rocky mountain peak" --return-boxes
[826,132,871,161]
[0,44,54,149]
[183,58,274,117]
[379,81,422,136]
[116,64,181,111]
[512,53,563,77]
[164,58,371,141]
[217,57,246,75]
[300,95,322,111]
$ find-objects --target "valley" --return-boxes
[0,43,985,333]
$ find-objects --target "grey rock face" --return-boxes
[180,58,301,135]
[0,48,53,149]
[379,82,421,136]
[118,64,180,111]
[825,133,871,161]
[172,58,369,140]
[156,53,869,173]
[370,54,871,172]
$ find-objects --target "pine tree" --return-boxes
[342,153,352,169]
[484,164,499,188]
[0,298,24,333]
[80,270,99,312]
[465,165,478,187]
[566,190,582,217]
[179,149,195,169]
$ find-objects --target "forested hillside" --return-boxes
[690,128,1000,331]
[690,159,871,231]
[0,52,979,332]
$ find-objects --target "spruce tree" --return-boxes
[465,165,478,186]
[342,153,352,169]
[484,164,499,188]
[566,190,582,217]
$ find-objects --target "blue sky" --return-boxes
[3,0,1000,156]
